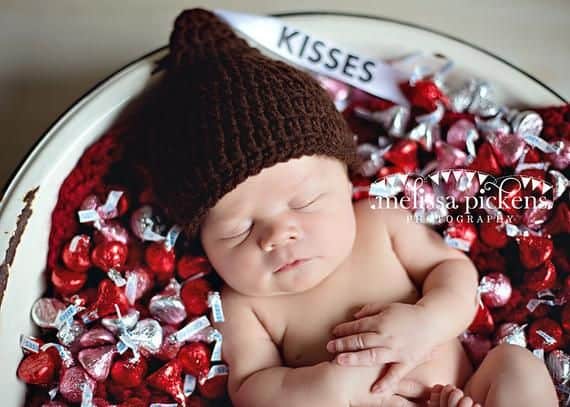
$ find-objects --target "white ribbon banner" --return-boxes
[214,9,409,107]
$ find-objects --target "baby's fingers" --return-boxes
[335,347,396,366]
[372,362,411,393]
[332,315,378,337]
[396,379,431,400]
[327,333,388,353]
[353,302,386,319]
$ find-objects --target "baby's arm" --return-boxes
[214,287,353,407]
[384,206,479,343]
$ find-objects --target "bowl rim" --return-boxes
[0,10,567,405]
[1,9,567,202]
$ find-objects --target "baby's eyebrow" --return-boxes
[209,172,317,225]
[295,172,313,187]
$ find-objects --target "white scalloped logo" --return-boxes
[368,170,556,223]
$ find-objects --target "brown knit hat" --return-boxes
[143,8,362,240]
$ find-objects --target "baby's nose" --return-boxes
[260,225,300,252]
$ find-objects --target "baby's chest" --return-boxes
[278,248,420,367]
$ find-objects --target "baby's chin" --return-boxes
[274,260,331,293]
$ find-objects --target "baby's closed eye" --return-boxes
[290,192,326,210]
[221,224,253,240]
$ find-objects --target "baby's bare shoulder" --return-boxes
[219,285,280,339]
[222,285,285,338]
[353,199,412,238]
[218,285,263,329]
[217,285,263,337]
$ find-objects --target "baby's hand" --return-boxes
[327,302,438,395]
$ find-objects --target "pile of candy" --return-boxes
[18,131,229,405]
[15,54,569,406]
[318,56,569,403]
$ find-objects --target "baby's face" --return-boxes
[199,155,356,297]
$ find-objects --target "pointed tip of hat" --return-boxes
[165,7,252,70]
[173,8,223,30]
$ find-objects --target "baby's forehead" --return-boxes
[205,156,337,219]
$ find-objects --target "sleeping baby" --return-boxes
[144,8,559,407]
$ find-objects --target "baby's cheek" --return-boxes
[203,246,238,279]
[304,212,331,235]
[317,210,354,251]
[219,249,263,288]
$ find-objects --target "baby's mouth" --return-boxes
[274,258,311,273]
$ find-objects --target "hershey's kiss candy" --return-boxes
[120,318,163,355]
[487,132,526,167]
[31,298,66,328]
[79,327,116,348]
[102,308,140,334]
[124,267,153,305]
[509,110,543,139]
[546,349,570,384]
[468,81,500,117]
[407,101,444,151]
[434,141,468,169]
[458,331,491,366]
[446,119,479,155]
[479,272,512,308]
[97,220,129,245]
[57,320,86,349]
[62,234,92,272]
[448,79,478,113]
[156,325,183,361]
[494,322,527,348]
[523,199,553,229]
[356,143,385,177]
[110,353,148,388]
[130,205,166,242]
[527,318,562,352]
[146,359,185,405]
[149,279,187,325]
[16,347,60,385]
[58,366,96,404]
[78,345,117,382]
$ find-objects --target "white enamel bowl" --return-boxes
[0,12,565,406]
